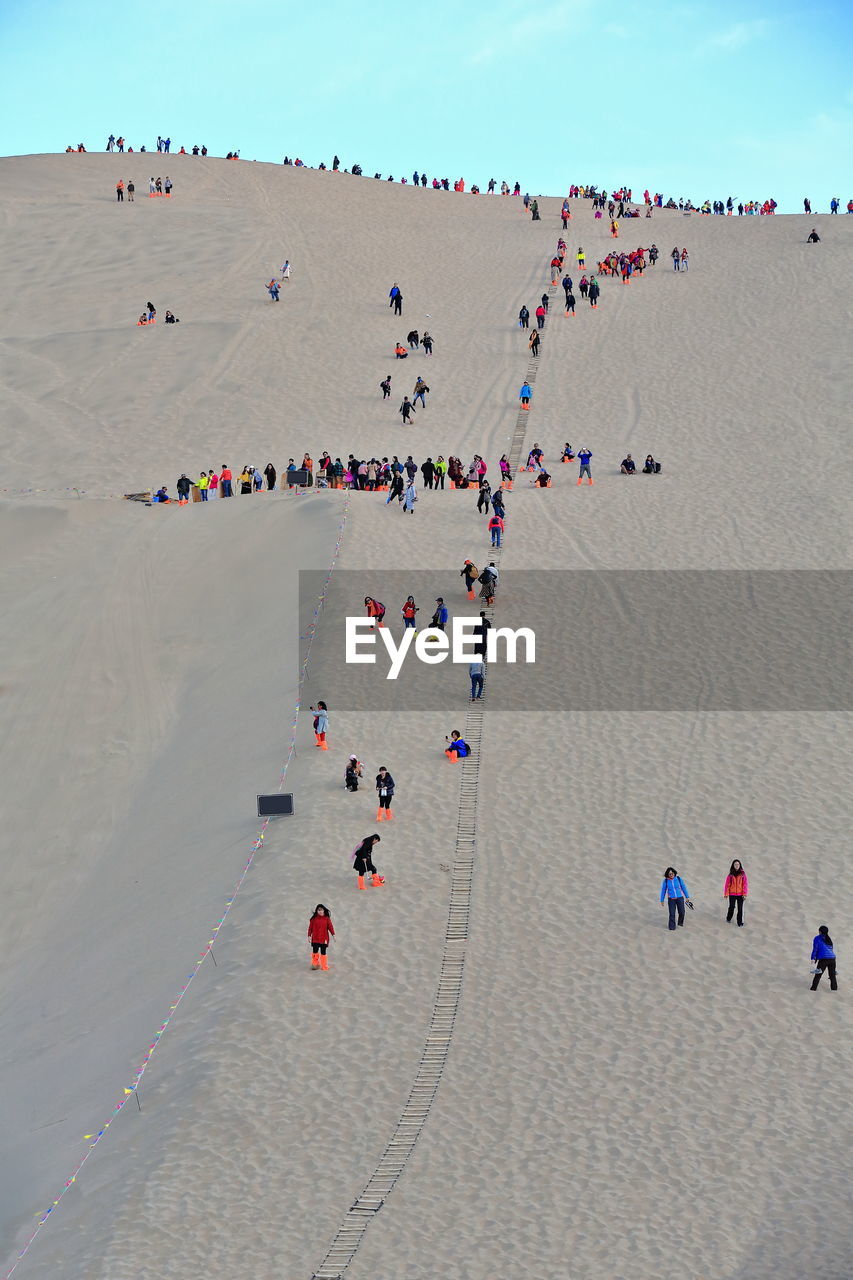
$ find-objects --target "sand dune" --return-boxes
[0,155,850,1280]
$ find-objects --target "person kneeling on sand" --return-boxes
[621,454,636,473]
[445,730,471,761]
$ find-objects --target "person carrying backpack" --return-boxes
[479,563,498,605]
[365,596,386,626]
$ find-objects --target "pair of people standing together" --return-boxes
[660,860,748,929]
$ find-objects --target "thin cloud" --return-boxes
[466,0,591,65]
[702,19,770,53]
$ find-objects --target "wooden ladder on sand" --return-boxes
[310,269,558,1280]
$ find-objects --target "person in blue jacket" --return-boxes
[660,867,691,930]
[430,598,449,631]
[445,730,470,761]
[810,925,838,990]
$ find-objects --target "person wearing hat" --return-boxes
[345,755,363,792]
[460,559,479,600]
[430,598,448,632]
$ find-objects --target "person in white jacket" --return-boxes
[311,702,329,750]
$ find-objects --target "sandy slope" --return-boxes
[0,155,851,1280]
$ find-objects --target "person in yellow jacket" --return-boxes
[198,471,210,501]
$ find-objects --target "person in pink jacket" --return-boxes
[723,859,749,926]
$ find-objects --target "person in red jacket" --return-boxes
[723,859,749,926]
[364,596,386,626]
[308,904,335,969]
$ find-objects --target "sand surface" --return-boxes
[0,155,851,1280]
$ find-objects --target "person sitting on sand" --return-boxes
[164,310,179,323]
[807,229,821,243]
[395,343,408,359]
[155,486,170,502]
[445,730,470,761]
[621,454,636,473]
[137,314,148,326]
[643,454,657,473]
[534,470,551,487]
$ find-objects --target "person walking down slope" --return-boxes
[389,283,403,315]
[660,867,692,930]
[588,277,600,309]
[519,382,532,410]
[577,246,585,268]
[308,904,335,969]
[116,179,124,202]
[402,479,417,513]
[723,859,749,925]
[413,377,429,408]
[518,305,530,329]
[810,925,838,990]
[671,247,681,271]
[400,395,416,423]
[375,766,395,820]
[352,834,385,889]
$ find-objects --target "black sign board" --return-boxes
[257,793,294,817]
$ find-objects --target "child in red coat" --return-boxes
[308,904,335,970]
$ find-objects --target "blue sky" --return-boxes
[1,0,851,210]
